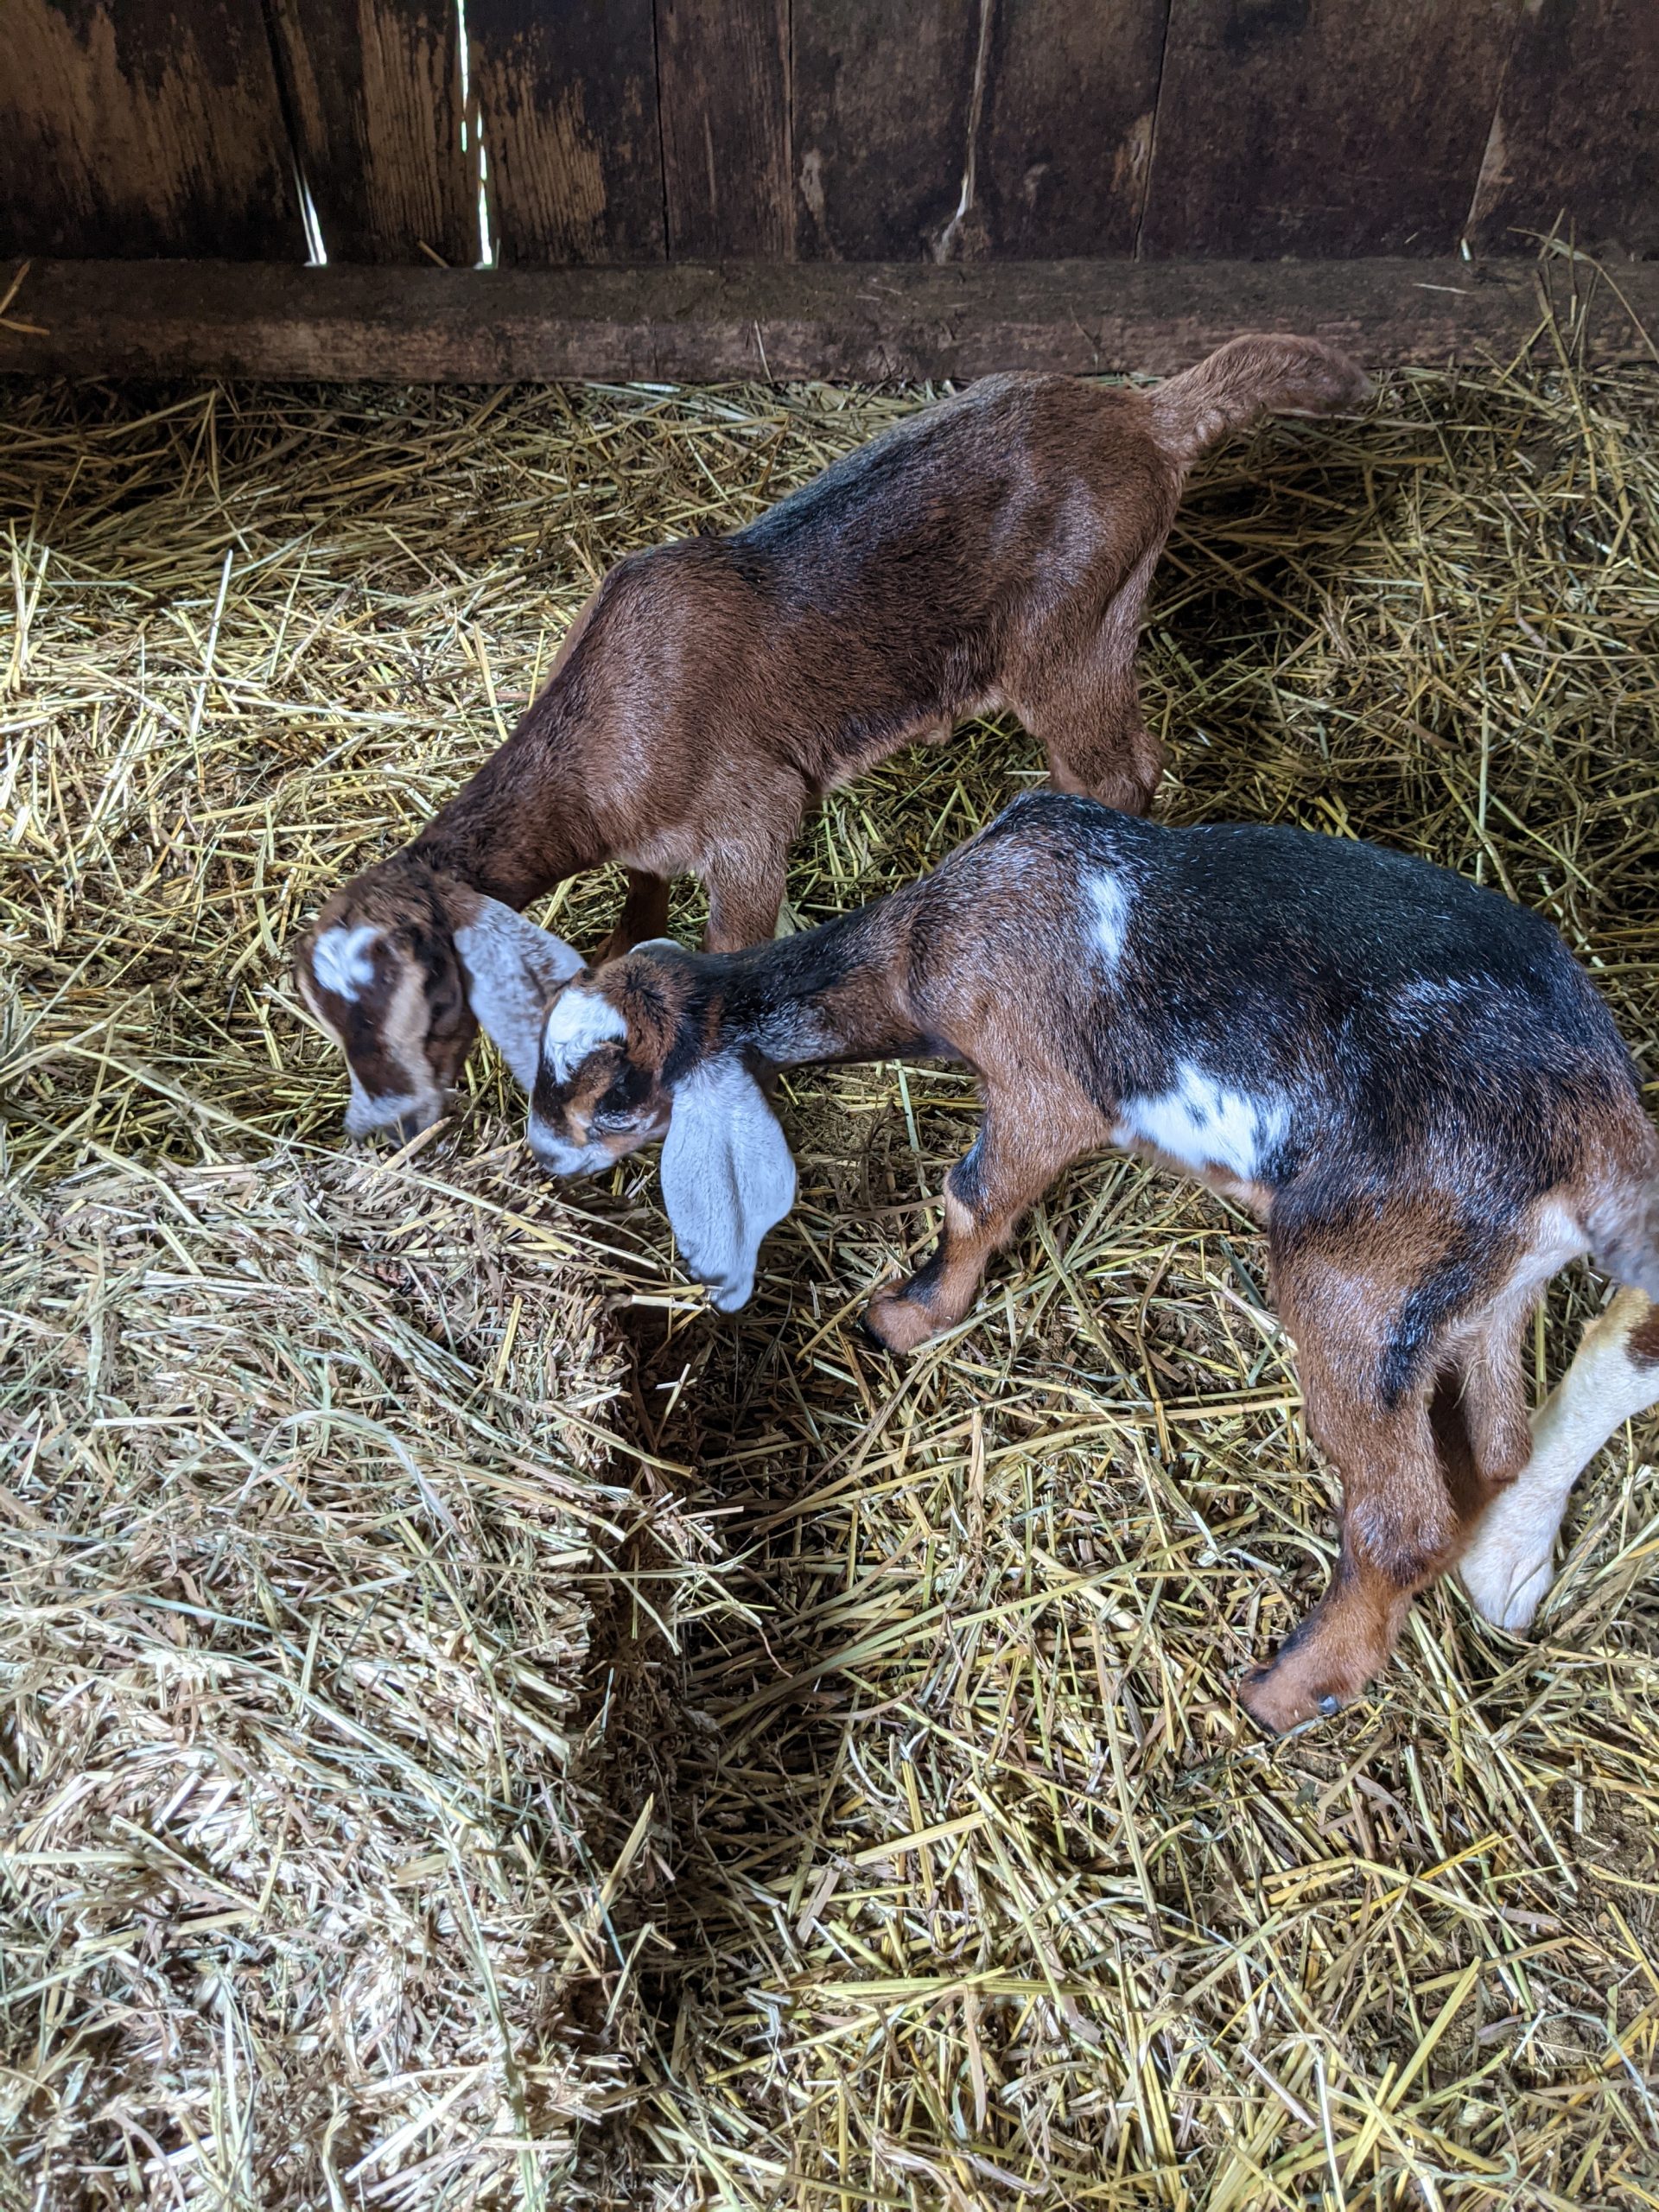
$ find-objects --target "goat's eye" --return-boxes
[589,1107,638,1135]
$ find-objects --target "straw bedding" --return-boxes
[0,1145,643,2209]
[3,311,1659,2208]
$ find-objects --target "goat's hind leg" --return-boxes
[1027,661,1166,818]
[1240,1380,1458,1732]
[703,828,795,953]
[1459,1288,1659,1632]
[1241,1252,1466,1732]
[1018,551,1167,815]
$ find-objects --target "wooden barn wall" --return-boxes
[3,0,1656,268]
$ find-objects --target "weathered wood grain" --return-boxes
[793,0,981,259]
[468,0,664,264]
[1468,0,1659,258]
[657,0,791,257]
[1141,0,1522,258]
[980,0,1171,257]
[6,256,1656,381]
[264,0,475,265]
[0,0,302,258]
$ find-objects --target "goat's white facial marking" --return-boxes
[1089,870,1133,973]
[312,923,382,1003]
[541,988,627,1083]
[1116,1061,1289,1183]
[528,1122,615,1178]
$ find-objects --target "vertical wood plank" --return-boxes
[1467,0,1659,258]
[1140,0,1521,258]
[264,0,475,264]
[656,0,791,258]
[980,0,1171,257]
[793,0,980,259]
[467,0,664,264]
[0,0,302,258]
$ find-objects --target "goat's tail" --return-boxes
[1147,334,1371,466]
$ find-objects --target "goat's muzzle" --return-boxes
[528,1121,613,1178]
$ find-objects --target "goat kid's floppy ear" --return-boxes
[453,895,584,1091]
[659,1057,797,1313]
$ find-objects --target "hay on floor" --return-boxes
[0,1133,669,2208]
[3,293,1659,2209]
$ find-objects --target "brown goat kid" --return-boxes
[295,334,1367,1138]
[452,792,1659,1732]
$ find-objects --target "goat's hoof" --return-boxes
[1458,1519,1557,1634]
[1237,1662,1347,1736]
[861,1284,939,1357]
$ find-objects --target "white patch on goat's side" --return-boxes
[541,987,627,1082]
[1116,1061,1289,1182]
[1460,1286,1659,1631]
[1089,870,1133,973]
[312,923,381,1002]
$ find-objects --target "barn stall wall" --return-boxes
[2,0,1656,379]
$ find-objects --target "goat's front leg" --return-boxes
[593,870,671,965]
[703,842,791,954]
[863,1111,1084,1355]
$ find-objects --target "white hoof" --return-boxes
[1459,1490,1566,1633]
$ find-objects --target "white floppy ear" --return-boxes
[658,1058,797,1313]
[454,896,584,1091]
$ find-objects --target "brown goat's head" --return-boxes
[294,861,581,1141]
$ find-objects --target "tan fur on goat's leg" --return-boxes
[863,1103,1098,1355]
[1044,715,1166,816]
[1016,544,1169,815]
[1242,1243,1468,1731]
[1025,644,1166,817]
[1450,1300,1536,1503]
[1459,1288,1659,1633]
[703,830,795,954]
[1241,1360,1459,1731]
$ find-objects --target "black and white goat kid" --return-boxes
[453,793,1659,1731]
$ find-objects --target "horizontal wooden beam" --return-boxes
[3,256,1656,382]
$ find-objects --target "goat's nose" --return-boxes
[530,1123,588,1176]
